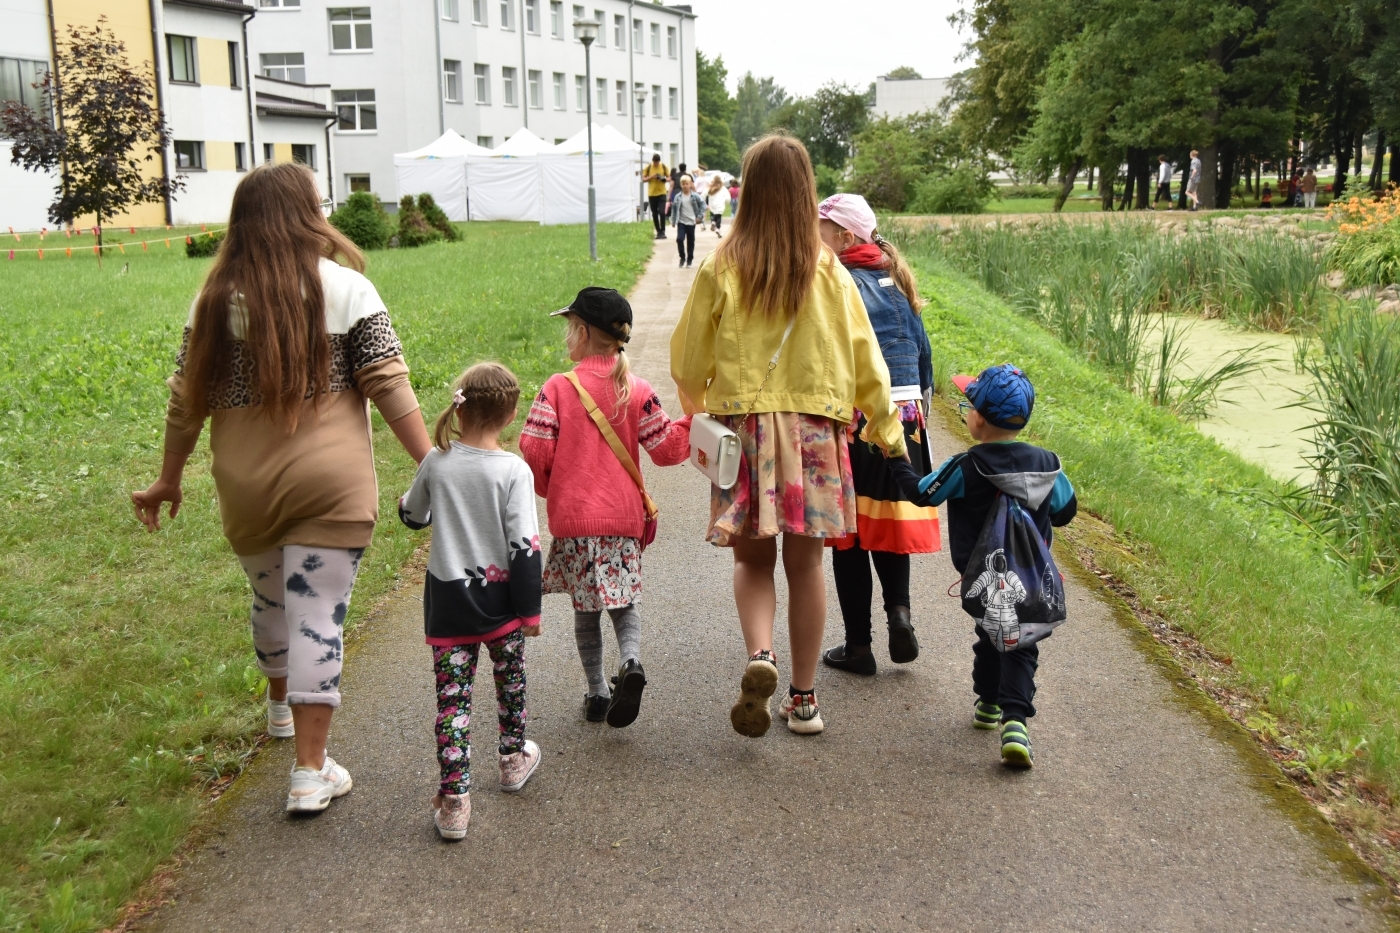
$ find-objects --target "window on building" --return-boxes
[550,1,562,37]
[477,136,493,148]
[502,66,517,105]
[258,0,300,7]
[442,0,458,19]
[333,88,376,130]
[654,142,662,160]
[167,35,197,83]
[574,74,585,110]
[472,0,486,23]
[443,60,460,102]
[650,83,660,117]
[291,143,315,168]
[174,140,205,170]
[499,0,514,29]
[528,69,542,108]
[613,14,624,47]
[260,53,305,83]
[667,25,676,58]
[227,42,241,87]
[348,173,371,192]
[595,77,606,113]
[668,86,677,118]
[329,8,372,51]
[615,79,625,113]
[234,141,247,171]
[669,142,678,166]
[593,10,604,45]
[473,64,489,104]
[552,71,565,108]
[525,0,538,33]
[0,58,48,114]
[632,18,641,51]
[572,5,584,37]
[649,22,659,55]
[264,142,274,162]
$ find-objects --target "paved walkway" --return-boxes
[148,231,1388,932]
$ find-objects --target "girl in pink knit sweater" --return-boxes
[520,287,691,728]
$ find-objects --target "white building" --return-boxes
[871,75,951,119]
[247,0,697,205]
[0,0,59,230]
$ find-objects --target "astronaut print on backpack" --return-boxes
[965,549,1028,649]
[960,494,1068,653]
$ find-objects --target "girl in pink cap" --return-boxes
[815,193,940,677]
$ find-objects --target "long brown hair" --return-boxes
[715,134,823,318]
[182,162,363,432]
[433,362,521,450]
[874,234,925,314]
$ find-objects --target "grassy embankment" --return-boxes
[905,244,1400,799]
[0,221,655,932]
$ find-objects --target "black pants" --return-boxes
[832,545,910,648]
[675,222,695,263]
[971,625,1039,722]
[1154,182,1171,204]
[649,195,667,236]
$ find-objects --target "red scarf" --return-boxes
[838,243,887,271]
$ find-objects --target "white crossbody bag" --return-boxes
[689,315,797,490]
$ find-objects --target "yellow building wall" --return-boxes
[196,36,230,87]
[52,0,165,227]
[272,143,294,164]
[206,142,237,172]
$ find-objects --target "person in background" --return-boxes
[1288,171,1302,207]
[729,177,740,216]
[1186,149,1201,211]
[1301,168,1318,208]
[1154,155,1173,209]
[671,134,905,738]
[644,154,670,240]
[131,162,431,814]
[670,162,688,202]
[1261,183,1274,208]
[671,175,707,267]
[814,194,939,677]
[706,175,731,236]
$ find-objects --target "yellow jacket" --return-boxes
[670,249,905,456]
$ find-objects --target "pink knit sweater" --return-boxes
[520,355,692,539]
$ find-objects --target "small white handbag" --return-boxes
[688,315,796,491]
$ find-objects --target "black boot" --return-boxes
[821,643,876,676]
[887,606,919,664]
[606,659,647,728]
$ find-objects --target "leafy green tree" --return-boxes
[768,82,870,174]
[885,66,923,80]
[731,72,790,155]
[696,50,739,173]
[849,111,988,211]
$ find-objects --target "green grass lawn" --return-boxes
[984,196,1104,213]
[909,250,1400,797]
[0,220,655,932]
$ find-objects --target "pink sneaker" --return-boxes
[499,739,541,792]
[777,690,824,735]
[432,792,471,840]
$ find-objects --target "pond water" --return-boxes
[1141,316,1317,485]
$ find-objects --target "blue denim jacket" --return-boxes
[847,267,932,393]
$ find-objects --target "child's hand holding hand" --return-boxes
[522,623,542,637]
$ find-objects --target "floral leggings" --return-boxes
[433,629,527,796]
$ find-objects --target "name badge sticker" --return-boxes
[878,277,894,287]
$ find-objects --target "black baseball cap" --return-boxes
[551,286,632,343]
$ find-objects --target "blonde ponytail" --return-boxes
[874,233,924,314]
[564,315,633,416]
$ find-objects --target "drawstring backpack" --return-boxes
[960,492,1067,652]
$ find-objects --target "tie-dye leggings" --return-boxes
[433,631,528,796]
[237,546,363,708]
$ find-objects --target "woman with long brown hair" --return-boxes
[671,135,905,738]
[131,163,431,813]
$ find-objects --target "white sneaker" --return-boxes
[499,740,542,793]
[286,756,352,812]
[267,692,294,739]
[778,690,825,735]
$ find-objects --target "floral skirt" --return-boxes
[707,412,857,546]
[543,535,642,612]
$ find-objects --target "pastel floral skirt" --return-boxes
[707,412,857,546]
[543,535,643,612]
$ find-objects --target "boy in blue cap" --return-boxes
[892,364,1077,767]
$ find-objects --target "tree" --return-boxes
[2,17,180,253]
[885,66,923,80]
[849,111,990,212]
[695,50,739,173]
[731,72,790,155]
[768,82,870,174]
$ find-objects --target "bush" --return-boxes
[1328,186,1400,287]
[395,195,443,248]
[907,166,995,214]
[814,164,844,200]
[329,191,393,251]
[184,229,224,258]
[1000,183,1059,199]
[417,194,461,241]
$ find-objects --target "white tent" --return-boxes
[493,127,553,156]
[537,124,659,224]
[553,123,658,156]
[393,130,492,222]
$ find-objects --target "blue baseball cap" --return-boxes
[952,364,1034,430]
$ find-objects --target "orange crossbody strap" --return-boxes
[562,371,659,520]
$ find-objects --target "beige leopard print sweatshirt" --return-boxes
[165,258,420,556]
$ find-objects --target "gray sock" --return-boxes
[608,605,642,667]
[574,611,609,697]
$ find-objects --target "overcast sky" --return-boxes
[689,0,969,97]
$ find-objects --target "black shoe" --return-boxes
[606,659,647,728]
[821,643,876,676]
[678,257,685,267]
[686,260,693,267]
[887,606,919,664]
[584,693,609,722]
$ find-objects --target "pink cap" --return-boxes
[817,193,877,244]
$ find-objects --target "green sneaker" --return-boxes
[1000,721,1033,768]
[973,700,1002,730]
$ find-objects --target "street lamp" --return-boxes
[573,17,599,261]
[634,84,648,222]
